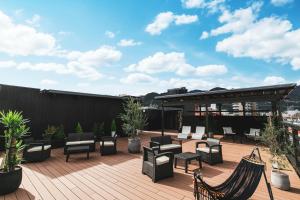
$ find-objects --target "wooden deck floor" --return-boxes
[1,131,300,200]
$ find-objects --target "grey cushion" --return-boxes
[27,145,51,152]
[160,144,181,151]
[156,156,169,165]
[197,147,219,153]
[100,141,114,146]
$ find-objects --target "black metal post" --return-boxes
[205,104,209,134]
[161,102,165,136]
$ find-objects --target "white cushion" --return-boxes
[66,140,94,146]
[156,156,169,165]
[160,144,181,151]
[27,145,51,152]
[100,141,114,146]
[197,147,219,153]
[178,133,188,139]
[181,126,191,134]
[223,127,236,135]
[195,126,205,134]
[192,134,204,140]
[249,128,260,136]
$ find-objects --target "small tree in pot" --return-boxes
[261,116,291,190]
[0,111,29,195]
[120,97,147,153]
[111,119,117,137]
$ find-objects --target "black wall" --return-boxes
[0,84,124,149]
[145,110,179,131]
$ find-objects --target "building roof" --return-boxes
[155,83,297,104]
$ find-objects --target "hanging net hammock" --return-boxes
[193,147,274,200]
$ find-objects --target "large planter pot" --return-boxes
[128,137,141,153]
[0,166,22,195]
[271,170,290,191]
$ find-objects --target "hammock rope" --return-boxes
[194,147,274,200]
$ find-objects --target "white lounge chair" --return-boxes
[178,126,191,139]
[192,126,206,140]
[222,127,237,141]
[245,128,261,141]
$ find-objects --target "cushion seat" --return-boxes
[197,147,219,153]
[100,141,115,146]
[27,145,51,152]
[156,156,170,165]
[66,140,94,146]
[160,144,181,151]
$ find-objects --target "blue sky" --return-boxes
[0,0,299,95]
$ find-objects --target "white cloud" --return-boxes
[145,12,198,35]
[0,11,57,56]
[297,80,300,85]
[41,79,58,85]
[181,0,225,13]
[200,31,209,40]
[14,9,23,17]
[263,76,286,85]
[271,0,293,7]
[202,3,300,71]
[120,73,156,84]
[77,82,90,87]
[174,14,198,25]
[25,14,41,27]
[117,39,142,47]
[0,60,17,68]
[105,31,115,38]
[126,51,227,76]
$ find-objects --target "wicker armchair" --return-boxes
[64,132,95,154]
[150,135,182,155]
[196,138,223,165]
[142,146,174,182]
[23,138,51,162]
[100,134,117,155]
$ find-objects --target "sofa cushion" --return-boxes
[66,140,94,146]
[160,144,181,151]
[27,145,51,152]
[197,147,219,153]
[79,140,94,145]
[100,141,114,146]
[156,156,169,165]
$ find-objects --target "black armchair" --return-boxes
[142,146,174,182]
[195,138,223,165]
[23,138,51,162]
[64,132,96,154]
[100,134,117,155]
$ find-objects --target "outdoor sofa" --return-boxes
[142,146,174,182]
[64,132,96,154]
[150,135,182,154]
[23,137,51,162]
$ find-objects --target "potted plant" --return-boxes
[120,97,147,153]
[261,116,291,191]
[75,122,83,134]
[111,119,117,137]
[43,125,56,143]
[0,110,29,195]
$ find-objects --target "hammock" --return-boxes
[194,147,274,200]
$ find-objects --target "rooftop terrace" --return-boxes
[1,131,300,200]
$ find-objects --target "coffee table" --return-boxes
[66,145,90,162]
[174,152,202,173]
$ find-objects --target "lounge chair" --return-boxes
[192,126,206,140]
[178,126,191,139]
[64,132,96,154]
[193,147,274,200]
[196,138,223,165]
[150,135,182,154]
[245,128,261,141]
[142,146,174,182]
[23,137,51,162]
[222,127,237,141]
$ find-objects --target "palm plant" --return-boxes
[0,111,29,172]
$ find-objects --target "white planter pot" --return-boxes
[271,170,290,191]
[111,131,116,137]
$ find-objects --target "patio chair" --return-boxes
[142,146,174,182]
[245,128,261,141]
[100,134,117,155]
[196,138,223,165]
[193,147,274,200]
[222,127,237,142]
[191,126,206,140]
[23,137,51,162]
[150,135,182,154]
[64,132,96,154]
[178,126,191,139]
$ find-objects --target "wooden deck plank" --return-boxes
[1,131,300,200]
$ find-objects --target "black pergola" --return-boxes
[155,83,297,135]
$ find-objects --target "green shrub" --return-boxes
[53,125,65,140]
[75,122,83,134]
[44,125,57,139]
[93,122,104,138]
[111,119,117,133]
[0,110,29,172]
